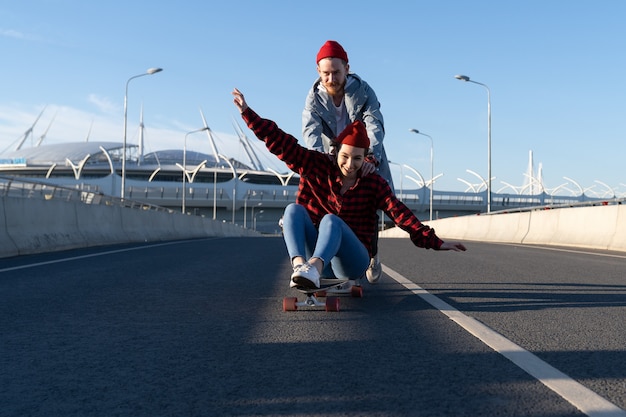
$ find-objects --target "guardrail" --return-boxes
[488,195,625,215]
[0,175,174,214]
[4,174,617,218]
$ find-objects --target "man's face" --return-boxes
[337,144,365,180]
[317,58,349,97]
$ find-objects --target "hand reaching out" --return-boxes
[232,88,248,113]
[440,241,467,252]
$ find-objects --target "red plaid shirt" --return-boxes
[242,108,443,254]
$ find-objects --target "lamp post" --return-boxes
[121,67,162,199]
[213,158,218,220]
[250,203,262,230]
[243,191,250,228]
[253,210,264,231]
[409,129,434,221]
[215,153,238,223]
[455,74,491,213]
[182,127,210,213]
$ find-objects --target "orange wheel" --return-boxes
[351,286,364,298]
[325,296,340,312]
[283,297,298,311]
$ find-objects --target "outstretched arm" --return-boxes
[232,88,324,174]
[376,180,467,251]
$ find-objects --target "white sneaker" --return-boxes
[290,262,321,289]
[366,255,382,284]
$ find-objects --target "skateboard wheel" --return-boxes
[283,297,298,311]
[351,286,364,298]
[325,296,340,312]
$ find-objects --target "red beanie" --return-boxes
[336,121,370,150]
[316,40,348,63]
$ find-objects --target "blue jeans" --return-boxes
[282,203,369,279]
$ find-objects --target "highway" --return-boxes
[1,236,625,416]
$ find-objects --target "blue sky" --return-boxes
[1,0,625,196]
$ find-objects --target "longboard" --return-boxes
[283,278,363,312]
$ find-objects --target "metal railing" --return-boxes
[4,175,620,219]
[488,195,625,216]
[0,175,174,214]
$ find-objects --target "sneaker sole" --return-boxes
[366,270,382,284]
[292,276,319,289]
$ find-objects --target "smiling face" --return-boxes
[336,144,366,180]
[317,57,349,97]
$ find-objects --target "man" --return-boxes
[233,88,466,289]
[302,40,393,284]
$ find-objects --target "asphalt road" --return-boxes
[1,236,625,417]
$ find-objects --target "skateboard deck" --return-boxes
[283,278,363,312]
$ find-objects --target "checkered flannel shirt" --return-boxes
[242,108,443,255]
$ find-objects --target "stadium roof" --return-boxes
[2,142,124,165]
[1,141,250,169]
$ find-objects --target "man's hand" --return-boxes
[360,161,376,176]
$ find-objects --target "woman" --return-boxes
[233,88,466,289]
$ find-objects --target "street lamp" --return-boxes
[409,129,434,221]
[455,74,491,213]
[182,127,210,213]
[121,67,162,199]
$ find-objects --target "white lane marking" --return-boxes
[500,243,626,259]
[383,264,626,417]
[0,238,219,273]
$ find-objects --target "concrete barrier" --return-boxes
[75,203,129,244]
[609,205,626,252]
[5,194,623,258]
[4,197,85,255]
[1,196,260,259]
[381,203,626,253]
[0,197,19,258]
[121,208,176,242]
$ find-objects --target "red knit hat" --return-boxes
[316,40,349,63]
[336,121,370,149]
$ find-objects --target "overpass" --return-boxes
[1,176,624,258]
[1,168,604,234]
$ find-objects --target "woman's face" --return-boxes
[336,144,365,180]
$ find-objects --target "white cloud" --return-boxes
[0,28,46,43]
[0,28,25,39]
[88,94,118,115]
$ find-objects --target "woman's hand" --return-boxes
[440,241,467,252]
[232,88,248,113]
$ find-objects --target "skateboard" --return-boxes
[283,278,364,312]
